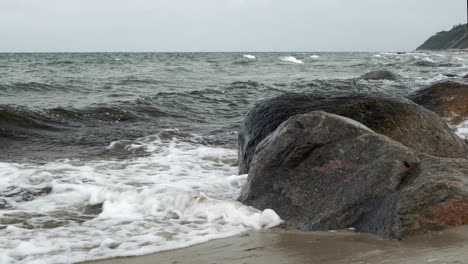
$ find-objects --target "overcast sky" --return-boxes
[0,0,465,52]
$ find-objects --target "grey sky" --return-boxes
[0,0,465,52]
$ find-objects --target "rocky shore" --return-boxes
[85,72,468,264]
[238,75,468,238]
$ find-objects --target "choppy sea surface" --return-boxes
[1,52,467,264]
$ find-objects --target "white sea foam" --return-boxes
[310,55,320,59]
[456,121,468,139]
[280,56,303,64]
[243,54,256,59]
[0,130,282,264]
[422,57,435,63]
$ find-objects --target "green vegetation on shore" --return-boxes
[417,24,468,50]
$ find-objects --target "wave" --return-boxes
[48,107,139,122]
[243,54,256,59]
[0,82,64,93]
[413,59,462,67]
[280,56,304,64]
[0,104,182,133]
[116,78,165,86]
[413,57,435,67]
[310,55,320,59]
[46,60,75,66]
[229,80,263,88]
[0,106,60,130]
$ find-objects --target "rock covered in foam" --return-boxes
[238,93,468,174]
[238,111,468,238]
[409,80,468,125]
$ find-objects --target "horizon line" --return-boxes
[0,50,414,54]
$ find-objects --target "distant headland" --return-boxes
[417,24,468,50]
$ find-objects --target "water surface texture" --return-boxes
[1,52,467,263]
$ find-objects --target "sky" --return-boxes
[0,0,466,52]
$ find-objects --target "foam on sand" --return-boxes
[0,131,282,264]
[280,56,303,64]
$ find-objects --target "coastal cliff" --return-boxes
[417,24,468,50]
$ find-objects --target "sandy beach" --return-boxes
[83,226,468,264]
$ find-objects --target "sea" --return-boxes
[1,52,467,264]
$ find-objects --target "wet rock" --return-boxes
[357,70,400,81]
[409,80,468,125]
[0,198,11,209]
[81,203,103,215]
[1,186,52,202]
[386,156,468,237]
[239,93,468,174]
[443,73,458,78]
[463,74,468,79]
[239,111,468,238]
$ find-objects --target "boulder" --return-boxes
[239,93,468,174]
[387,155,468,237]
[357,70,399,81]
[409,80,468,125]
[239,111,468,238]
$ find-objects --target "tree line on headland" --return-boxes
[417,23,468,50]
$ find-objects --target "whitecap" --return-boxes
[280,56,303,64]
[243,54,256,59]
[310,55,320,59]
[422,57,435,63]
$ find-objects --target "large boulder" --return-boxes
[409,80,468,125]
[238,111,468,238]
[357,70,400,81]
[387,156,468,237]
[239,93,468,174]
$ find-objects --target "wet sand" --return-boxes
[83,226,468,264]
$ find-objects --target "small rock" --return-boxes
[357,70,400,81]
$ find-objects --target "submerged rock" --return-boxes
[409,80,468,125]
[238,93,468,174]
[444,73,459,78]
[357,70,399,81]
[239,111,468,238]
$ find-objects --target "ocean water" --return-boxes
[1,52,467,263]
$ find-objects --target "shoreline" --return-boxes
[82,226,468,264]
